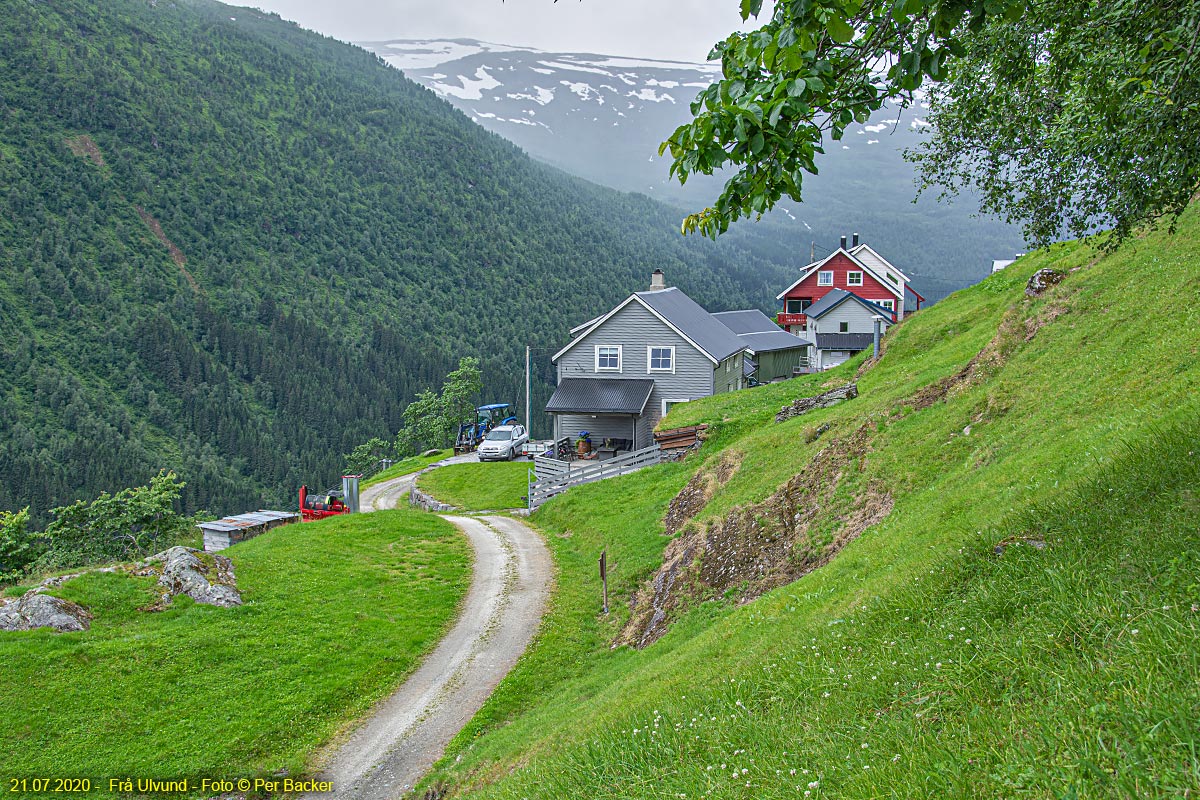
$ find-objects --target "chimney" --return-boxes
[649,268,666,291]
[840,235,847,250]
[852,232,860,247]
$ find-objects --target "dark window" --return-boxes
[839,321,849,333]
[649,346,674,371]
[785,298,813,314]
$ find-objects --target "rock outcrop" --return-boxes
[0,591,93,633]
[140,546,242,608]
[619,424,892,649]
[1025,268,1065,296]
[775,383,858,423]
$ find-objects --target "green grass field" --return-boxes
[418,212,1200,798]
[0,510,469,795]
[416,462,531,511]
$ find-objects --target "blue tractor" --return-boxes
[454,403,518,453]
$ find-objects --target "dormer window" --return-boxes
[847,271,863,286]
[818,271,834,286]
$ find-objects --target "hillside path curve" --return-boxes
[358,452,479,512]
[307,465,551,800]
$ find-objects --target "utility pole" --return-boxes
[525,345,531,435]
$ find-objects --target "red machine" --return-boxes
[299,485,346,521]
[299,475,361,521]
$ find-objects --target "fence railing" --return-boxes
[528,444,662,509]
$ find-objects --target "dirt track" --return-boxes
[358,453,479,512]
[308,468,551,799]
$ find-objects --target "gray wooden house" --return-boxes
[547,271,746,450]
[711,309,813,382]
[804,288,894,370]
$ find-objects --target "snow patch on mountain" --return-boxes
[628,88,675,103]
[433,66,502,100]
[369,39,531,70]
[540,60,614,77]
[508,86,556,105]
[562,81,603,103]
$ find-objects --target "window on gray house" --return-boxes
[648,346,674,372]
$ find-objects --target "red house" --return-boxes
[775,235,923,335]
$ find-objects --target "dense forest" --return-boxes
[0,0,816,525]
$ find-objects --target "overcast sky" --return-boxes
[245,1,763,62]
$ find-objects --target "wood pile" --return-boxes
[653,424,709,452]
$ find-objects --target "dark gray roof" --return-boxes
[805,289,894,320]
[545,378,655,415]
[742,358,758,377]
[736,330,812,354]
[711,309,780,334]
[815,333,875,351]
[636,288,745,362]
[713,308,810,354]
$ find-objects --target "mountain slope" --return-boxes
[0,0,808,524]
[366,38,1028,296]
[416,209,1200,797]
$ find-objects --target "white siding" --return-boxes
[850,248,907,319]
[811,301,892,336]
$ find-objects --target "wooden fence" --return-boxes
[528,444,662,509]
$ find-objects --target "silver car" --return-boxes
[477,424,529,461]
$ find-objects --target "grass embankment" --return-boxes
[417,462,531,511]
[422,214,1200,797]
[361,450,452,488]
[0,510,469,796]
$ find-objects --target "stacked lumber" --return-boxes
[653,424,709,452]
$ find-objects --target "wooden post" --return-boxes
[599,549,608,614]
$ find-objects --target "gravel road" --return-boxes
[307,468,551,800]
[358,453,479,512]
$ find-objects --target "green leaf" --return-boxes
[827,15,855,44]
[739,0,763,20]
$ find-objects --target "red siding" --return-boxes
[782,253,900,308]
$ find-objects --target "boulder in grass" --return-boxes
[1025,268,1065,297]
[144,546,242,608]
[0,591,93,633]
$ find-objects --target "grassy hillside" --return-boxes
[416,462,531,512]
[420,212,1200,797]
[0,0,807,527]
[0,510,468,790]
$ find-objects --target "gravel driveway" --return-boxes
[307,467,551,799]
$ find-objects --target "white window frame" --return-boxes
[877,299,895,312]
[647,345,675,373]
[817,270,834,286]
[662,398,689,416]
[885,272,899,285]
[847,271,863,286]
[594,345,622,372]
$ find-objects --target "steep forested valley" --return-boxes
[0,0,809,524]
